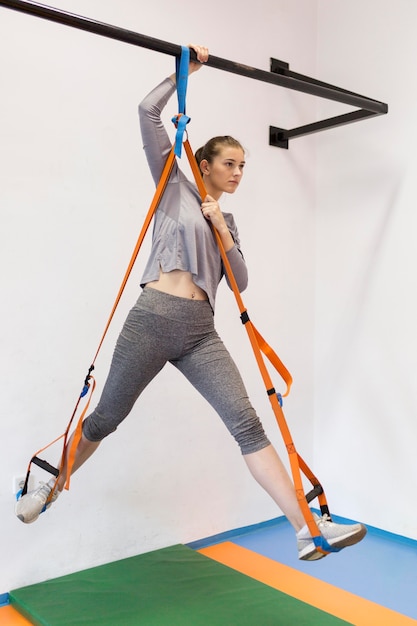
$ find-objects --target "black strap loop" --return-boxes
[31,456,60,477]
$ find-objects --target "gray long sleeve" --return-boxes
[138,78,248,311]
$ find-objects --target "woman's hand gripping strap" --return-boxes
[172,46,191,157]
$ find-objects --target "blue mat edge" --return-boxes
[187,509,417,550]
[0,592,9,607]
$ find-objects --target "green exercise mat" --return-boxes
[10,544,352,625]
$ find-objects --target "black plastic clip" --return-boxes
[240,310,250,325]
[80,364,95,398]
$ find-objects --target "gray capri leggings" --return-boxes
[82,287,271,455]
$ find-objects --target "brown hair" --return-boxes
[195,136,244,173]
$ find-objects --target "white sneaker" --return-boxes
[297,512,367,561]
[15,478,59,524]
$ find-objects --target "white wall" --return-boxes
[315,0,417,539]
[1,1,319,590]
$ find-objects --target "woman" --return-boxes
[16,45,366,561]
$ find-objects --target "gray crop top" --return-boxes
[138,77,248,312]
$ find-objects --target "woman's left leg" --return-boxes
[172,328,305,531]
[243,445,305,531]
[175,327,367,559]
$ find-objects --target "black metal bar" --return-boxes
[270,109,377,148]
[0,0,388,148]
[0,0,388,115]
[270,58,386,107]
[285,109,377,138]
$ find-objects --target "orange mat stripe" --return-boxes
[0,605,33,625]
[199,542,417,626]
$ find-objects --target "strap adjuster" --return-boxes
[240,310,250,324]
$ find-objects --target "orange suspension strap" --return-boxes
[20,142,177,499]
[181,142,339,556]
[20,48,339,555]
[19,47,190,503]
[184,141,338,555]
[63,48,192,489]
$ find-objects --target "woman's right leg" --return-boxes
[16,290,171,522]
[59,292,177,484]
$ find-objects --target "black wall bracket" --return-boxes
[0,0,388,149]
[269,57,386,148]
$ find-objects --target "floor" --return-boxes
[2,512,416,625]
[192,512,417,625]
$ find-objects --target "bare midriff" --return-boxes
[146,269,208,301]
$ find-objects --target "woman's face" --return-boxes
[202,147,245,198]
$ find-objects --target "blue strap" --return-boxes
[312,535,342,554]
[172,46,191,157]
[176,45,189,115]
[80,383,90,398]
